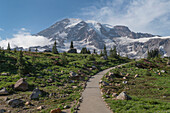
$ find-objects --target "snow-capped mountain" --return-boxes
[35,18,170,58]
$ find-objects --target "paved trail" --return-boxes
[78,67,116,113]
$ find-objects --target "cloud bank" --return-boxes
[0,28,50,49]
[81,0,170,36]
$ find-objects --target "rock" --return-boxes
[0,109,6,113]
[0,88,9,95]
[116,91,132,100]
[64,105,70,109]
[1,73,10,76]
[92,65,97,69]
[102,81,109,86]
[134,74,139,78]
[115,83,121,86]
[72,86,77,89]
[108,72,114,77]
[37,106,44,110]
[30,88,42,100]
[123,77,126,79]
[14,78,28,91]
[125,73,129,76]
[69,71,78,77]
[112,93,118,97]
[7,99,24,108]
[122,81,128,84]
[25,101,31,106]
[4,97,9,101]
[67,48,77,53]
[101,56,108,60]
[50,108,61,113]
[161,70,165,73]
[47,78,53,83]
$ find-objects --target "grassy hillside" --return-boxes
[0,50,130,112]
[101,57,170,113]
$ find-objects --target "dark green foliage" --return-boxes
[7,43,11,52]
[52,41,58,54]
[110,46,118,58]
[100,50,104,56]
[103,44,107,56]
[17,50,26,75]
[87,54,95,61]
[70,41,74,49]
[29,48,31,52]
[147,49,160,59]
[80,47,90,54]
[60,52,68,65]
[35,48,38,52]
[14,48,17,53]
[102,58,170,113]
[93,49,96,54]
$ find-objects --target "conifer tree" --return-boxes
[100,50,103,56]
[52,40,58,54]
[113,46,118,58]
[17,50,25,75]
[109,48,114,57]
[14,48,17,53]
[70,41,74,49]
[7,43,11,52]
[60,52,68,65]
[29,48,31,52]
[103,45,107,56]
[35,48,38,52]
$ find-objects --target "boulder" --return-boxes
[134,74,139,78]
[0,88,9,95]
[30,88,42,100]
[14,78,28,91]
[0,109,6,113]
[50,108,61,113]
[101,56,108,60]
[112,93,118,97]
[67,48,77,53]
[69,71,78,77]
[37,106,44,110]
[116,91,132,100]
[1,73,10,76]
[7,99,24,108]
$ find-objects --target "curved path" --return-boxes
[78,67,116,113]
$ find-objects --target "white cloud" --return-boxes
[81,0,170,36]
[0,28,50,49]
[0,28,4,31]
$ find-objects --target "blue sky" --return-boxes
[0,0,170,40]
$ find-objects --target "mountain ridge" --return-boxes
[33,18,169,58]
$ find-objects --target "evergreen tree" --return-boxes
[103,45,107,56]
[87,49,91,54]
[52,40,58,54]
[29,48,31,52]
[81,47,88,54]
[35,48,38,52]
[17,50,26,75]
[109,48,114,57]
[7,43,11,52]
[60,52,68,65]
[100,50,103,56]
[70,41,74,49]
[147,49,160,59]
[14,48,17,53]
[113,46,118,58]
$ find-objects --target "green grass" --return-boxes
[102,57,170,113]
[0,50,130,112]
